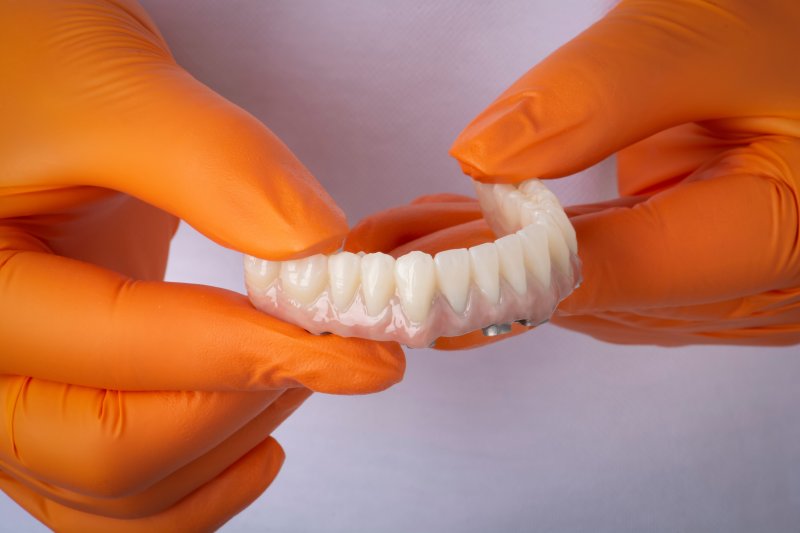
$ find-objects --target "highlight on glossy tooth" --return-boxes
[243,178,581,348]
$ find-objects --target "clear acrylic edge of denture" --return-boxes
[243,179,582,348]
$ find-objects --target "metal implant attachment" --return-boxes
[482,323,513,337]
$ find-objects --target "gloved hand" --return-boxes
[0,1,404,531]
[347,0,800,348]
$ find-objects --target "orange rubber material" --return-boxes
[0,1,404,530]
[350,0,800,348]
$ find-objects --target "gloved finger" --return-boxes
[344,201,483,254]
[616,123,734,197]
[560,140,800,315]
[432,323,529,351]
[450,1,796,182]
[564,195,647,218]
[389,219,494,257]
[0,376,280,499]
[410,193,477,204]
[0,436,285,533]
[44,192,180,282]
[1,387,311,518]
[4,2,346,260]
[0,246,405,393]
[553,306,800,347]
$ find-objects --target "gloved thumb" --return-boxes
[88,69,347,260]
[2,0,346,260]
[449,0,797,183]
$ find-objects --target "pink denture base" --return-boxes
[246,254,581,348]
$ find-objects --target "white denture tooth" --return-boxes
[501,190,525,231]
[474,181,497,214]
[469,243,501,304]
[519,179,546,196]
[528,210,572,275]
[521,180,563,209]
[495,234,527,295]
[328,252,361,312]
[279,254,328,305]
[542,204,578,254]
[244,255,280,290]
[492,183,516,206]
[361,252,396,316]
[434,248,471,314]
[520,201,538,227]
[395,251,437,323]
[517,224,551,288]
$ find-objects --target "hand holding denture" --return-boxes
[0,1,403,530]
[352,0,800,347]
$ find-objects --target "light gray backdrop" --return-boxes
[3,1,799,531]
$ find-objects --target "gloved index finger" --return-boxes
[450,0,798,183]
[0,247,405,394]
[559,141,800,315]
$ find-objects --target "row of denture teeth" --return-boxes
[475,179,577,254]
[245,179,576,325]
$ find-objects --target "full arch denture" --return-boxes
[244,179,581,348]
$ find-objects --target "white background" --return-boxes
[3,1,800,531]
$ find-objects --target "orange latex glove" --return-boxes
[0,1,404,531]
[348,0,800,348]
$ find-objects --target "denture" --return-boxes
[244,179,581,348]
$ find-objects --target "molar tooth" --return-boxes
[494,234,527,295]
[517,225,551,288]
[395,251,436,323]
[469,243,500,304]
[500,190,525,231]
[328,252,361,312]
[520,202,538,227]
[244,255,280,290]
[280,254,328,305]
[434,248,470,314]
[361,252,396,316]
[519,179,546,196]
[492,184,516,206]
[474,181,497,215]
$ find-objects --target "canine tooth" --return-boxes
[517,225,551,288]
[280,254,328,305]
[434,248,471,314]
[469,243,500,304]
[244,256,280,290]
[395,251,436,323]
[361,252,396,316]
[328,252,361,312]
[494,234,527,295]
